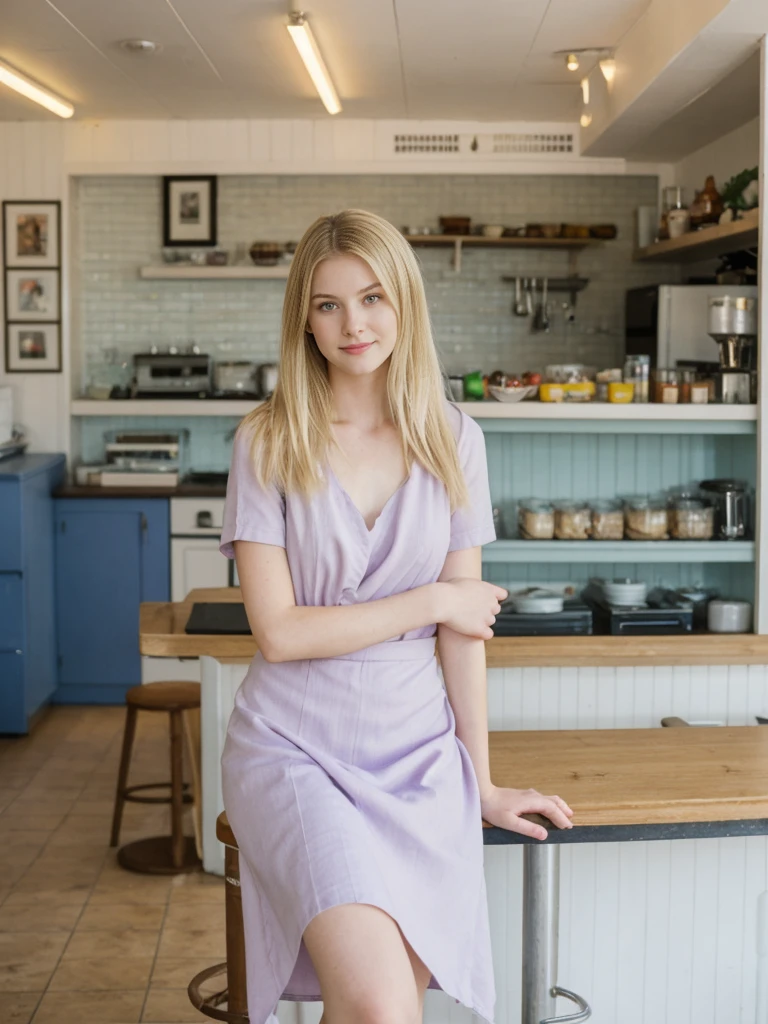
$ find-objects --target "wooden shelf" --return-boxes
[633,210,759,263]
[71,399,260,417]
[139,265,291,280]
[483,540,755,564]
[404,233,604,272]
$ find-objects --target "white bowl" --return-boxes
[489,385,538,403]
[604,580,648,605]
[482,224,505,238]
[510,588,564,614]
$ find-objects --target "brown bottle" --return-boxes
[689,175,723,228]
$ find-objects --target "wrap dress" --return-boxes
[219,399,497,1024]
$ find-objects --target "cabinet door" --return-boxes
[0,652,24,732]
[55,508,143,693]
[171,538,229,602]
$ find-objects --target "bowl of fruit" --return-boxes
[488,370,541,402]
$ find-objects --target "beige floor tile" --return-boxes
[0,900,83,932]
[87,887,171,907]
[31,988,145,1024]
[164,902,224,931]
[167,879,223,906]
[142,987,209,1022]
[0,991,40,1023]
[49,955,154,991]
[0,829,52,847]
[157,927,226,959]
[0,813,67,831]
[11,874,94,896]
[63,926,161,961]
[2,889,90,909]
[150,957,222,988]
[78,902,165,931]
[0,932,69,992]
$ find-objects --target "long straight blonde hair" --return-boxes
[239,208,470,512]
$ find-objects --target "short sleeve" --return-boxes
[219,425,286,558]
[447,407,497,552]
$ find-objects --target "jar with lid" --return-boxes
[678,368,696,403]
[668,497,714,539]
[623,495,669,540]
[651,368,680,403]
[518,499,555,540]
[658,185,686,241]
[589,499,624,540]
[623,355,650,403]
[553,500,591,540]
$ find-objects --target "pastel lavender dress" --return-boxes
[219,400,497,1024]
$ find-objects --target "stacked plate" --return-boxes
[602,579,648,606]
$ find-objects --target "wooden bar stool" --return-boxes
[110,681,202,874]
[188,812,248,1022]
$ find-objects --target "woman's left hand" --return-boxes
[480,785,574,841]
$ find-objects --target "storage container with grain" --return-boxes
[590,499,625,540]
[669,498,714,540]
[624,496,669,540]
[553,501,591,540]
[518,499,555,540]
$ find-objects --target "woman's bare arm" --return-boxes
[234,539,446,662]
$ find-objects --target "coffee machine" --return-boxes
[708,295,757,404]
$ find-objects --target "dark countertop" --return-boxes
[54,482,227,499]
[0,453,66,480]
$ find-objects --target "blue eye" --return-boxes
[364,294,380,304]
[319,302,336,312]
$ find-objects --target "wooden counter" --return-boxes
[140,587,768,667]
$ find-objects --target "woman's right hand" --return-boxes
[437,578,508,639]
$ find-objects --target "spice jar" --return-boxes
[651,368,680,403]
[623,355,650,403]
[668,497,714,540]
[590,499,625,541]
[690,381,710,404]
[553,501,591,540]
[624,495,669,540]
[518,499,555,540]
[678,369,696,404]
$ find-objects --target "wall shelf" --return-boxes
[633,210,759,263]
[71,399,260,417]
[482,540,755,564]
[404,234,605,272]
[139,265,291,280]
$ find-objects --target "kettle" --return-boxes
[698,479,750,540]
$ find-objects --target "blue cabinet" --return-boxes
[53,498,169,704]
[0,454,66,734]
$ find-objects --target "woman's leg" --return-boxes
[305,903,431,1024]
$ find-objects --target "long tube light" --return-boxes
[287,12,341,115]
[0,60,74,118]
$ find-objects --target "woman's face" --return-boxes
[306,254,398,376]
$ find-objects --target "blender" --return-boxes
[707,295,757,404]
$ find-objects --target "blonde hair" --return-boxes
[238,208,470,512]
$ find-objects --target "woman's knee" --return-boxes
[303,903,423,1024]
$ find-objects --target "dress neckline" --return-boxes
[327,462,415,534]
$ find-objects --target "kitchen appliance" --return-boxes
[133,349,212,397]
[492,598,592,637]
[707,599,752,633]
[698,479,750,539]
[213,361,258,397]
[100,431,182,487]
[257,363,279,398]
[707,295,757,404]
[625,284,758,371]
[582,579,693,635]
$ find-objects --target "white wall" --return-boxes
[674,116,760,194]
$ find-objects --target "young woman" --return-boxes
[219,208,574,1024]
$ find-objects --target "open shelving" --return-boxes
[483,540,755,564]
[633,209,759,263]
[403,233,605,272]
[138,265,291,280]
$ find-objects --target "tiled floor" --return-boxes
[0,705,225,1024]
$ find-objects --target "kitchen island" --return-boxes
[140,586,768,1024]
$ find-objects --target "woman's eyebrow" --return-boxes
[310,282,382,300]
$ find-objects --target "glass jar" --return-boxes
[678,368,696,404]
[517,499,555,540]
[553,501,591,540]
[623,354,650,403]
[690,381,710,404]
[623,495,669,540]
[668,497,714,540]
[658,185,686,241]
[589,499,624,540]
[651,368,680,403]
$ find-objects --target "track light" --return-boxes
[600,58,616,84]
[287,11,342,115]
[0,60,73,118]
[580,113,592,128]
[581,77,590,105]
[565,53,580,72]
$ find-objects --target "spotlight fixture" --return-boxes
[565,53,580,72]
[118,39,161,56]
[0,59,73,118]
[287,11,342,115]
[580,113,592,128]
[599,58,616,84]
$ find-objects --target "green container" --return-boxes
[463,371,485,401]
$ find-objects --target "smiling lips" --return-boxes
[341,341,373,354]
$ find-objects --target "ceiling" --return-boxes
[0,0,652,122]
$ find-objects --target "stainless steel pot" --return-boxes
[698,479,750,540]
[708,295,757,340]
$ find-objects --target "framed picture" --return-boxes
[163,175,217,246]
[3,201,61,268]
[5,269,60,321]
[6,322,61,373]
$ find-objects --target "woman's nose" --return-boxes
[342,308,366,336]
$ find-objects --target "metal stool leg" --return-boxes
[110,704,138,847]
[522,844,591,1024]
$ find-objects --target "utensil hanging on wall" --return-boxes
[526,277,536,317]
[513,277,529,317]
[534,277,551,332]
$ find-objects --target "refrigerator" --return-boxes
[625,284,758,368]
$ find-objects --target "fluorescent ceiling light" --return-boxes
[580,77,590,105]
[600,58,616,84]
[0,60,73,118]
[565,53,580,72]
[287,12,341,115]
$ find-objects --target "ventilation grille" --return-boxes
[490,132,574,154]
[394,134,460,154]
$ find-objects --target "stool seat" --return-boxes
[125,681,201,712]
[216,811,237,849]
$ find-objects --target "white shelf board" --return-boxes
[483,540,755,563]
[460,402,757,420]
[71,399,262,417]
[139,265,291,280]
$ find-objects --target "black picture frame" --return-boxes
[5,321,62,373]
[162,175,218,247]
[2,199,61,269]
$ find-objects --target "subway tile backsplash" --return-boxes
[77,173,678,466]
